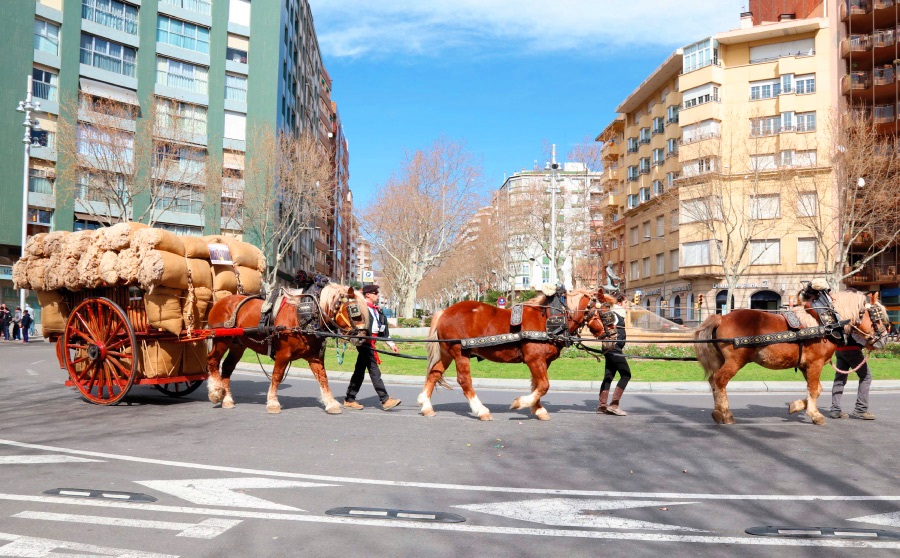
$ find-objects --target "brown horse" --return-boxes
[695,291,889,425]
[417,289,616,421]
[206,283,367,414]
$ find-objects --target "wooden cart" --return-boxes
[52,286,225,405]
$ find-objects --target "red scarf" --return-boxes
[367,302,381,364]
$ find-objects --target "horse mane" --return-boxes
[523,289,595,311]
[789,305,820,328]
[319,283,369,326]
[832,290,867,326]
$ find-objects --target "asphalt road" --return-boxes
[1,340,900,557]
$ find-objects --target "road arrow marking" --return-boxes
[14,511,241,539]
[136,477,335,511]
[850,511,900,527]
[456,498,706,531]
[0,531,176,557]
[0,455,102,465]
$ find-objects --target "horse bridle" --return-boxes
[330,294,366,335]
[581,293,616,340]
[852,302,889,346]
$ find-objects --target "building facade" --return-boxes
[0,0,353,308]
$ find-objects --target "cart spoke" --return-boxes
[74,314,99,345]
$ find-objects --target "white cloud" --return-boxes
[308,0,747,59]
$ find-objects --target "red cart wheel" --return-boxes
[153,380,204,397]
[62,297,137,405]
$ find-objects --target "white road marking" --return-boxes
[0,531,176,557]
[850,511,900,527]
[29,360,45,365]
[13,511,241,539]
[135,478,335,511]
[457,498,705,531]
[0,455,102,465]
[1,438,899,502]
[25,369,37,376]
[0,493,898,549]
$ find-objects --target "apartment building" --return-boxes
[0,0,353,308]
[596,1,838,322]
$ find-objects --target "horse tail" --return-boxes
[426,310,453,390]
[694,314,724,382]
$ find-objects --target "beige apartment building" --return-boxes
[598,3,838,323]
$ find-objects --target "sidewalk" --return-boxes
[234,362,900,394]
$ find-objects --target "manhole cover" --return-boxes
[746,526,900,540]
[326,507,465,523]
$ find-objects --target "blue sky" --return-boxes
[308,0,746,210]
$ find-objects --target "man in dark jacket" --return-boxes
[20,308,33,343]
[597,295,632,416]
[344,284,401,411]
[0,304,11,340]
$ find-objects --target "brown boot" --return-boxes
[597,390,609,414]
[606,387,627,416]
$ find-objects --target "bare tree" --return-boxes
[238,126,334,290]
[360,137,483,317]
[787,111,900,289]
[55,94,214,226]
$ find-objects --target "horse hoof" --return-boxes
[711,410,728,424]
[478,413,494,421]
[723,415,736,425]
[787,400,805,414]
[509,398,523,410]
[535,410,551,421]
[326,406,342,415]
[812,415,826,426]
[222,400,235,410]
[421,408,436,417]
[266,405,282,414]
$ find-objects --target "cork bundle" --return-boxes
[12,223,266,339]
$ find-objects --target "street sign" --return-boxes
[497,297,506,308]
[362,270,374,282]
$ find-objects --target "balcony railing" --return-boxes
[32,81,57,102]
[159,0,212,16]
[873,103,898,123]
[846,263,899,285]
[82,3,138,35]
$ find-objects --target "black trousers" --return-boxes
[600,352,632,392]
[346,345,389,403]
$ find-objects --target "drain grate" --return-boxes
[44,488,157,503]
[326,507,465,523]
[746,526,900,540]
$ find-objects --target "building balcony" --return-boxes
[841,0,871,21]
[842,71,873,94]
[845,263,899,286]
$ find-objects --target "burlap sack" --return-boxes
[37,290,70,337]
[213,290,233,304]
[181,340,209,376]
[99,251,119,285]
[99,221,148,251]
[62,230,96,290]
[185,258,212,289]
[42,230,71,257]
[139,340,184,379]
[133,227,186,256]
[24,233,48,257]
[115,248,142,285]
[42,251,66,291]
[182,286,213,329]
[144,286,184,335]
[212,265,262,294]
[139,250,189,291]
[12,257,31,290]
[76,243,106,289]
[202,235,261,268]
[181,235,211,260]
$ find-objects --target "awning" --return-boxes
[79,78,139,106]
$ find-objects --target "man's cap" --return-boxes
[362,284,380,295]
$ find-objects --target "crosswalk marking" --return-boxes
[13,512,241,539]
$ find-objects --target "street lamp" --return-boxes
[644,234,668,316]
[544,144,560,287]
[16,75,43,311]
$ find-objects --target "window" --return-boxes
[682,241,711,266]
[159,0,212,16]
[750,116,781,136]
[639,157,650,174]
[28,168,54,194]
[627,138,639,153]
[227,33,249,64]
[666,138,678,157]
[652,148,665,166]
[666,105,679,124]
[28,208,54,227]
[750,194,780,219]
[225,73,247,101]
[750,153,776,171]
[627,165,639,181]
[82,0,138,35]
[81,34,136,77]
[682,119,720,143]
[32,68,58,102]
[228,0,252,26]
[682,157,715,177]
[780,149,817,167]
[750,79,780,100]
[76,172,128,203]
[682,84,719,109]
[34,19,60,55]
[158,16,210,54]
[630,260,640,281]
[795,74,816,94]
[520,263,530,275]
[749,38,814,63]
[797,238,817,264]
[683,38,719,73]
[656,253,665,275]
[77,123,134,162]
[627,194,639,208]
[797,192,818,217]
[643,257,651,278]
[642,221,651,239]
[639,127,651,143]
[224,110,246,140]
[656,215,665,236]
[667,172,677,187]
[629,226,639,246]
[681,196,721,223]
[639,187,651,202]
[155,182,204,214]
[652,180,664,196]
[670,249,679,271]
[750,239,780,265]
[652,117,665,134]
[796,111,816,132]
[154,144,206,175]
[156,98,208,136]
[156,56,208,94]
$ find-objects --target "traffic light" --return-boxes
[696,294,704,309]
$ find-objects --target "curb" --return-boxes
[233,363,900,394]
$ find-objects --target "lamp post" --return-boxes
[645,233,668,316]
[545,144,560,287]
[16,75,43,310]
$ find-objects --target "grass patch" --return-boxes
[238,341,900,382]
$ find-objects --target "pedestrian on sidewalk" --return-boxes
[830,340,875,420]
[20,308,33,343]
[11,307,21,341]
[597,295,631,416]
[0,304,10,340]
[344,284,401,411]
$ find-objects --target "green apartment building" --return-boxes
[0,0,347,309]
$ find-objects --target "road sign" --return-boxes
[497,297,506,307]
[362,270,374,282]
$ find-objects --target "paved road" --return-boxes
[1,341,900,557]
